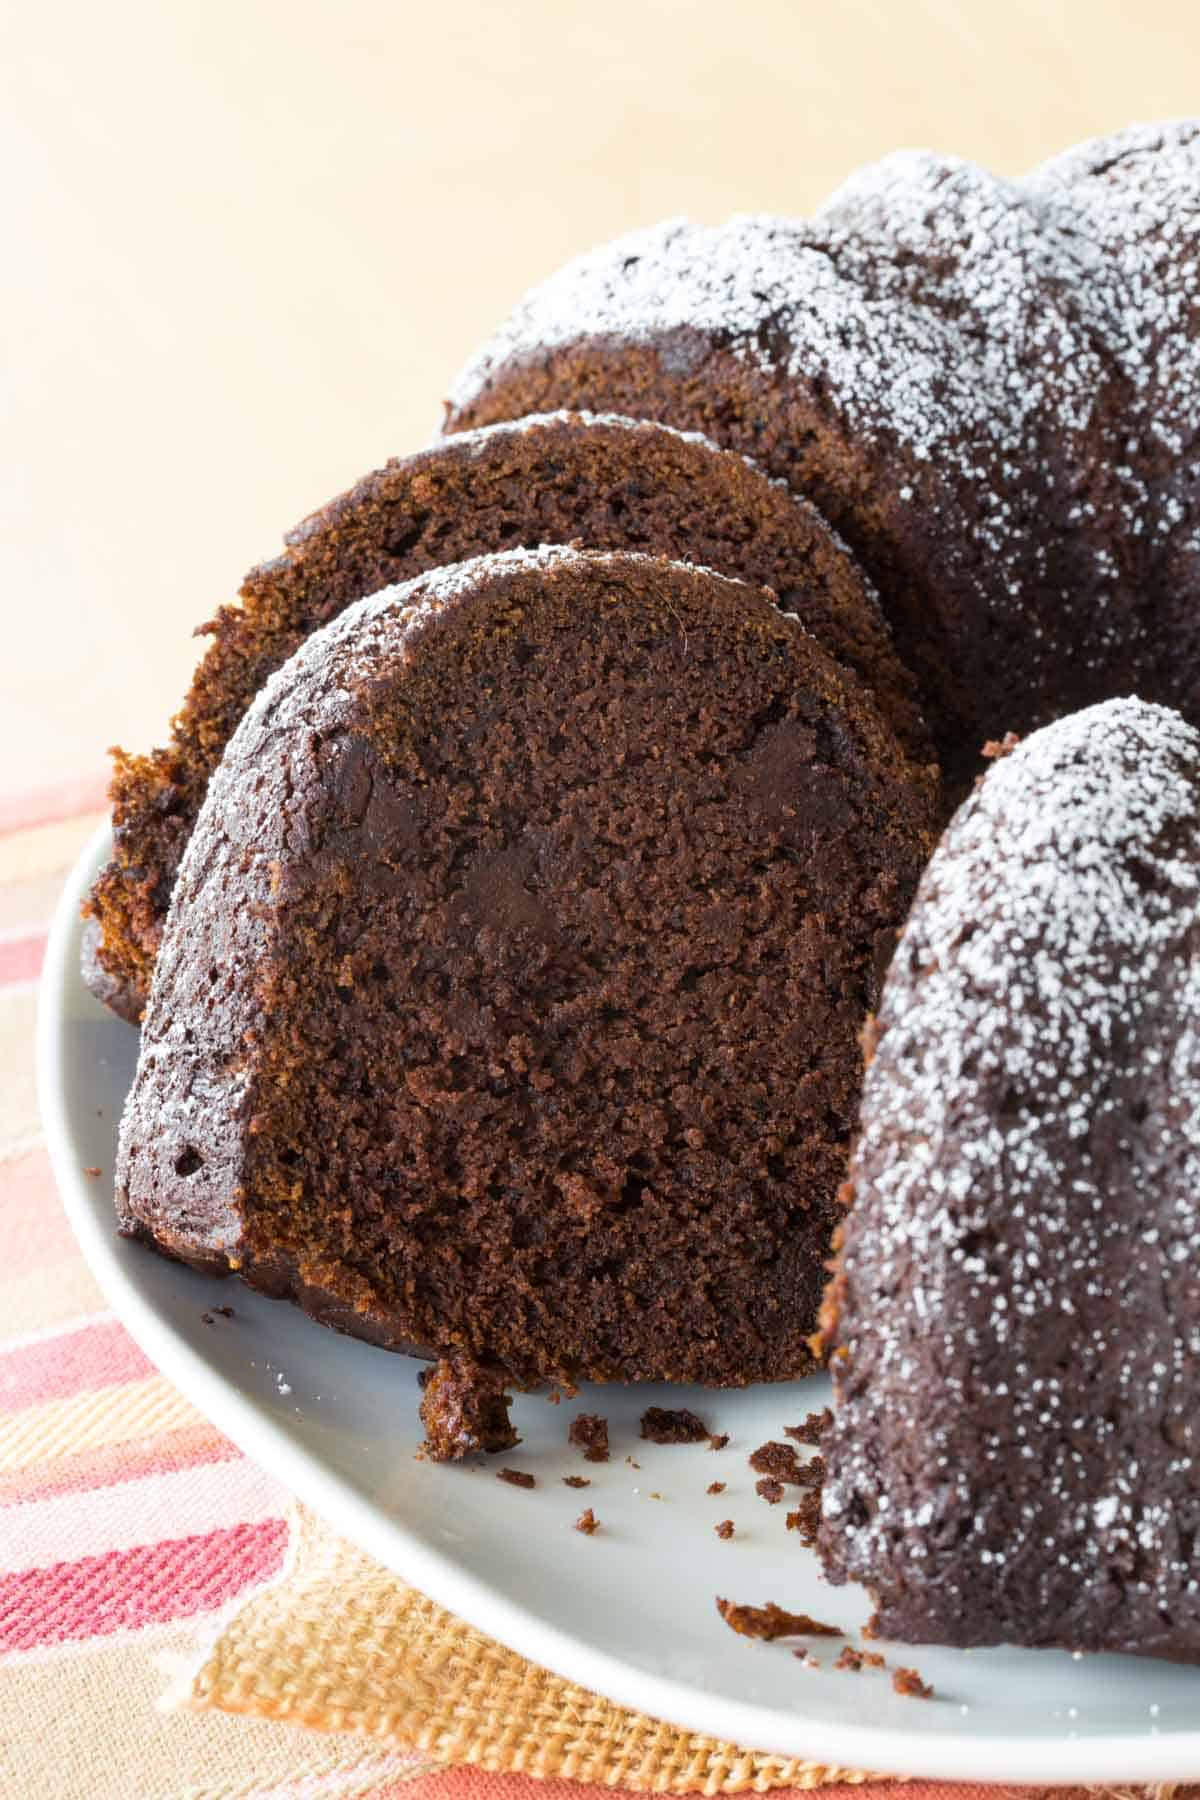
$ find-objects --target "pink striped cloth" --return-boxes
[0,781,1144,1799]
[1,783,437,1795]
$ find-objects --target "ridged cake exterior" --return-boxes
[445,128,1200,781]
[817,697,1200,1660]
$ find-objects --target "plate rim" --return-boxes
[35,822,1200,1783]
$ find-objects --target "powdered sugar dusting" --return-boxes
[1030,120,1200,409]
[1029,122,1200,565]
[446,130,1200,741]
[447,158,1111,578]
[447,407,733,460]
[821,696,1200,1652]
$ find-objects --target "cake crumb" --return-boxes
[640,1406,709,1444]
[976,730,1023,787]
[749,1440,802,1481]
[716,1599,842,1641]
[214,1305,234,1318]
[201,1311,215,1325]
[892,1667,934,1700]
[708,1433,730,1451]
[420,1355,519,1462]
[749,1441,823,1487]
[862,1651,885,1669]
[574,1507,599,1535]
[715,1519,735,1540]
[707,1481,726,1495]
[793,1650,822,1668]
[625,1455,641,1469]
[82,1166,102,1179]
[785,1492,822,1545]
[562,1475,591,1489]
[497,1468,535,1489]
[648,1490,663,1500]
[783,1409,832,1447]
[756,1477,785,1504]
[862,1613,881,1640]
[569,1413,610,1463]
[834,1645,864,1671]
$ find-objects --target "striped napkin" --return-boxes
[0,781,1177,1800]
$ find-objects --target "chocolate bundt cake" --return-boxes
[84,411,931,1024]
[443,134,1200,776]
[116,546,935,1388]
[816,697,1200,1659]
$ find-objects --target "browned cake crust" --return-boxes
[83,411,932,1022]
[115,546,934,1389]
[817,697,1200,1661]
[444,132,1200,784]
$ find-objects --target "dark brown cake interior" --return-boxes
[117,550,933,1387]
[85,413,931,1022]
[442,337,1066,788]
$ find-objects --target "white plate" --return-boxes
[38,826,1200,1783]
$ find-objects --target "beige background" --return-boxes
[4,0,1199,808]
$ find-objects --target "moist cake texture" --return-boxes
[83,410,929,1022]
[115,545,933,1388]
[94,117,1200,1665]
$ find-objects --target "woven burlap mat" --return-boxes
[170,1503,895,1792]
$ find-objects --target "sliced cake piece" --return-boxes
[817,697,1200,1661]
[116,546,935,1389]
[84,411,931,1023]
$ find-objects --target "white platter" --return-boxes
[38,826,1200,1782]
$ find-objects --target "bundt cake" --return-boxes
[99,126,1200,1660]
[816,697,1200,1660]
[83,411,931,1024]
[443,128,1200,780]
[115,545,935,1388]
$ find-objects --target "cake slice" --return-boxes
[116,546,935,1389]
[817,697,1200,1660]
[84,411,931,1023]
